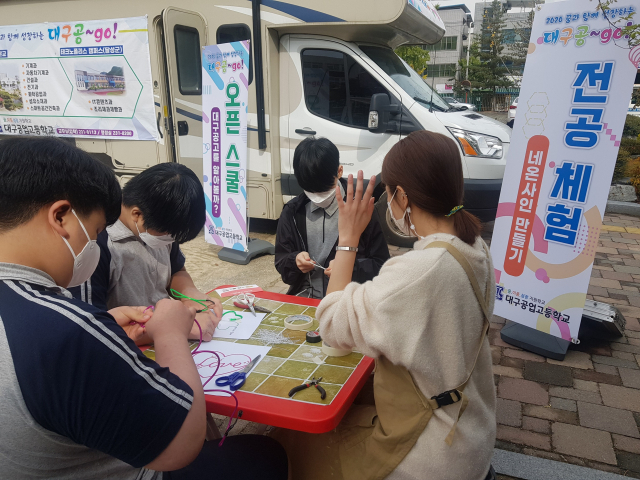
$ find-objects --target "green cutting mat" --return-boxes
[143,297,365,405]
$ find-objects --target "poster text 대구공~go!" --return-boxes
[0,16,157,141]
[490,0,639,342]
[202,41,250,252]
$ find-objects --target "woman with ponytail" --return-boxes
[273,130,497,480]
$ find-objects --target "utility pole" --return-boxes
[466,29,472,80]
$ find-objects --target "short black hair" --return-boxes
[292,137,340,192]
[0,137,121,232]
[122,163,205,244]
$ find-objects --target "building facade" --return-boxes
[0,73,19,92]
[474,0,542,78]
[423,4,472,94]
[75,70,125,92]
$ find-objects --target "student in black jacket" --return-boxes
[275,137,389,298]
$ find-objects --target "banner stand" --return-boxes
[500,323,570,361]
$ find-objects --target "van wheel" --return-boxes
[374,191,417,248]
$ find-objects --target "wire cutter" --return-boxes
[288,376,326,400]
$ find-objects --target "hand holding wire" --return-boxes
[296,252,315,273]
[108,305,154,345]
[145,298,196,343]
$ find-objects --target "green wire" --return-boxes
[169,289,211,313]
[170,289,242,320]
[222,311,243,322]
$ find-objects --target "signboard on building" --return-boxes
[202,41,250,252]
[0,16,157,140]
[490,1,638,343]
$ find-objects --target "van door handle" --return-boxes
[156,112,164,139]
[295,128,316,135]
[177,121,189,136]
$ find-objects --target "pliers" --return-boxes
[288,376,326,400]
[233,301,272,314]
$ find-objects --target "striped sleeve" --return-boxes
[1,280,192,468]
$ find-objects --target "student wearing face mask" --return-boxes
[275,137,389,298]
[69,162,223,342]
[0,137,288,480]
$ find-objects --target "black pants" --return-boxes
[163,435,288,480]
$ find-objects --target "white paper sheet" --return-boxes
[212,310,266,340]
[193,340,270,394]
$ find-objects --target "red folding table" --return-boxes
[205,287,374,434]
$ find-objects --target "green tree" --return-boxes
[632,88,640,109]
[594,0,639,46]
[468,0,514,108]
[394,46,431,77]
[511,1,542,76]
[107,66,124,76]
[453,44,482,97]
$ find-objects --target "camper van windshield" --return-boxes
[360,46,450,112]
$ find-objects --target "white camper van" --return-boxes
[2,0,511,246]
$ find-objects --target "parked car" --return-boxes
[506,97,518,128]
[444,97,477,111]
[508,97,518,120]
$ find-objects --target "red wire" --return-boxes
[192,319,239,446]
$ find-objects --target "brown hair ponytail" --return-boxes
[381,130,482,245]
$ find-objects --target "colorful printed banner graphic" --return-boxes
[0,16,157,140]
[407,0,445,31]
[490,0,638,342]
[202,41,250,252]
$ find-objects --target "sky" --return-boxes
[442,0,564,22]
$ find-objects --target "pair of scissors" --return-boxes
[236,293,257,316]
[215,355,262,391]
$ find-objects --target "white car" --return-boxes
[444,97,477,111]
[508,97,518,120]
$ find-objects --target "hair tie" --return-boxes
[446,205,464,217]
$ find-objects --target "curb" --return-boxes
[605,200,640,217]
[493,449,630,480]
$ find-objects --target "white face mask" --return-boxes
[387,188,422,238]
[305,188,336,209]
[60,210,100,288]
[135,221,174,249]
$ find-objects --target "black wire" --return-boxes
[224,410,243,436]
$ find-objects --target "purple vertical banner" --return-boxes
[211,107,221,218]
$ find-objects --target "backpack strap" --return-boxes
[423,240,491,446]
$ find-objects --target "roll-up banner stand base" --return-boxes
[500,322,570,361]
[501,299,626,361]
[218,238,275,266]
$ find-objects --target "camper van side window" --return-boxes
[216,24,253,85]
[174,25,202,95]
[346,57,387,128]
[301,49,388,130]
[301,49,348,125]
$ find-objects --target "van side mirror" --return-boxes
[368,93,401,134]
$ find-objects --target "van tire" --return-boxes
[375,191,417,248]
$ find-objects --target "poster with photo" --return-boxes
[0,16,157,140]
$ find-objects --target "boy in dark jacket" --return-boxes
[275,137,389,298]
